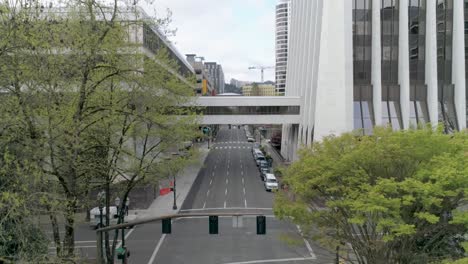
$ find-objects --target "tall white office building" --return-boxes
[275,0,290,95]
[281,0,467,161]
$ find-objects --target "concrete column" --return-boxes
[372,0,383,126]
[452,0,466,130]
[313,0,354,140]
[399,0,410,129]
[425,1,439,127]
[309,0,324,145]
[297,0,315,145]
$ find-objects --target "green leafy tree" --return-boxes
[275,127,468,264]
[0,0,199,261]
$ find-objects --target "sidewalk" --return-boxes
[132,142,210,219]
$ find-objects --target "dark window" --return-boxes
[436,0,458,132]
[198,106,300,115]
[353,0,374,134]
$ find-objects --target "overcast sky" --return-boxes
[145,0,276,83]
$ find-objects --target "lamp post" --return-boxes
[172,173,177,210]
[97,190,106,262]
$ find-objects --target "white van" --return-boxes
[264,173,279,191]
[89,206,126,229]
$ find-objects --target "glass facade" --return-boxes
[408,0,429,127]
[199,106,300,115]
[142,24,192,77]
[436,0,458,132]
[381,0,402,130]
[353,0,374,135]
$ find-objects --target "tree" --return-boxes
[274,127,468,264]
[0,0,199,261]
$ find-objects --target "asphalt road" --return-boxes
[142,126,334,264]
[45,126,334,263]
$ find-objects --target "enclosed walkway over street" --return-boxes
[193,96,301,125]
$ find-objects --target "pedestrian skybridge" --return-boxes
[192,96,301,125]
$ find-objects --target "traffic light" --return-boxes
[209,216,218,234]
[162,218,171,234]
[256,216,266,235]
[116,247,130,259]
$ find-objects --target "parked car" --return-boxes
[260,167,271,181]
[252,148,262,158]
[256,154,266,166]
[247,137,255,143]
[258,160,269,172]
[264,173,279,191]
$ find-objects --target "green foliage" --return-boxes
[274,127,468,264]
[0,0,199,261]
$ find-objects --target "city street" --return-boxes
[45,126,334,263]
[133,126,334,264]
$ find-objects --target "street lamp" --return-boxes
[172,174,177,210]
[97,190,106,263]
[97,191,106,229]
[171,153,179,210]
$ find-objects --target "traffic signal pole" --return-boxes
[96,212,267,260]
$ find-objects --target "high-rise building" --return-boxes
[275,0,290,95]
[281,0,467,161]
[186,54,214,96]
[205,62,225,94]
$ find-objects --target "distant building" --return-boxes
[230,78,252,88]
[275,0,290,95]
[205,62,225,94]
[186,54,215,96]
[242,84,278,96]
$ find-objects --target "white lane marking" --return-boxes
[180,207,273,212]
[203,202,206,209]
[147,233,166,264]
[242,178,244,184]
[223,257,316,264]
[226,178,228,184]
[227,171,229,176]
[210,179,213,185]
[244,199,247,208]
[116,227,135,248]
[206,190,210,196]
[241,171,244,175]
[243,187,246,195]
[296,225,317,259]
[224,201,227,208]
[225,189,228,195]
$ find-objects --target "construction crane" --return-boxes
[248,66,275,83]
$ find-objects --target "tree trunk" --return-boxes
[63,200,76,258]
[47,205,62,257]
